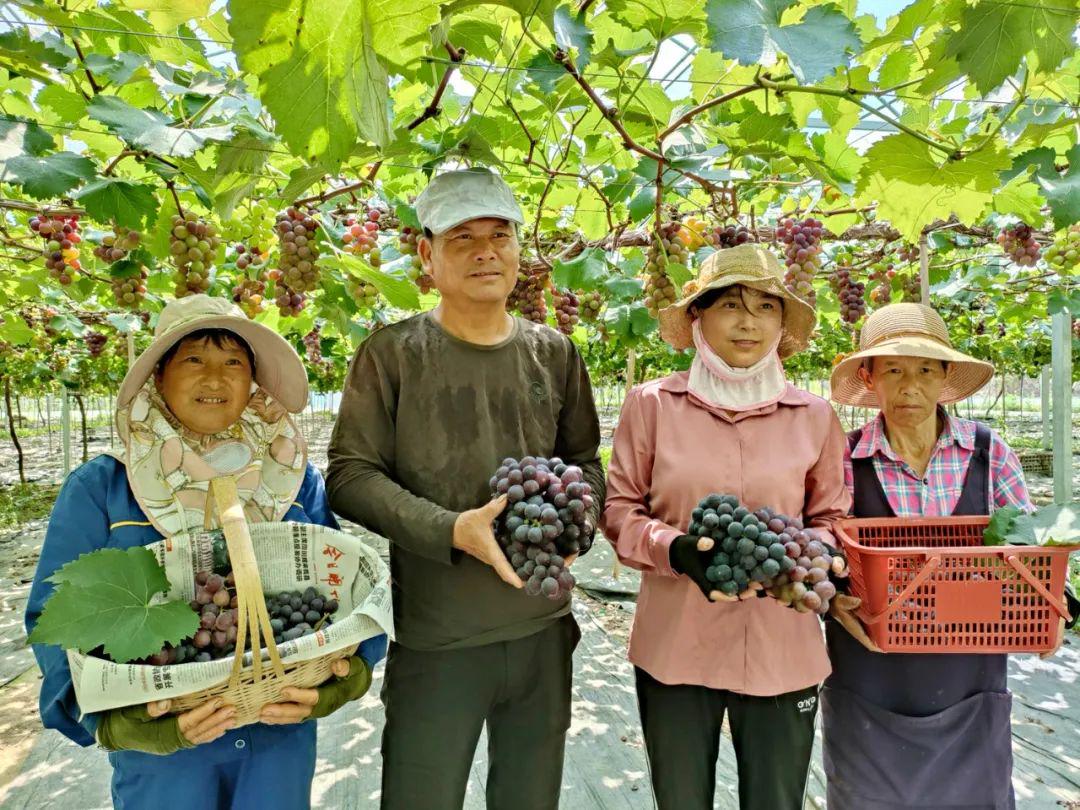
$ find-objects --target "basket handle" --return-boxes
[1004,554,1071,620]
[859,554,942,626]
[210,476,286,688]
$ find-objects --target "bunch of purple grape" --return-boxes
[141,573,338,665]
[689,493,843,615]
[490,456,595,599]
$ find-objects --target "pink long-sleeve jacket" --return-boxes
[601,372,851,695]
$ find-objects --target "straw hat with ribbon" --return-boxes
[829,303,995,407]
[658,243,816,358]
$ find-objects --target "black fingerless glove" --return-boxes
[669,535,714,599]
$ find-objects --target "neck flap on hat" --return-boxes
[115,381,308,537]
[687,319,788,411]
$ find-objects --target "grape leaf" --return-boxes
[31,547,198,664]
[34,85,88,124]
[705,0,862,83]
[322,255,420,311]
[230,0,437,164]
[76,178,159,231]
[1032,504,1080,547]
[606,0,704,38]
[0,117,55,171]
[87,96,235,157]
[1032,143,1080,231]
[0,30,72,80]
[554,5,594,70]
[992,169,1045,224]
[0,317,35,346]
[82,52,147,86]
[554,247,608,291]
[856,135,1010,242]
[941,0,1076,94]
[5,152,96,199]
[122,0,212,29]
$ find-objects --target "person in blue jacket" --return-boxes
[25,294,387,810]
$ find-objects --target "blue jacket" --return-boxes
[25,454,388,747]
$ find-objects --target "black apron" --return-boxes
[822,423,1015,810]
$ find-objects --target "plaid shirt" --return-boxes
[843,410,1032,517]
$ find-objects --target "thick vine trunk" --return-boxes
[4,377,26,484]
[74,392,89,462]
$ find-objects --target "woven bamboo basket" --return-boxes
[170,476,355,727]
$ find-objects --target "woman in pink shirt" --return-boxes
[602,245,851,810]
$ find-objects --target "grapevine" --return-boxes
[678,215,709,250]
[398,225,432,293]
[346,276,380,310]
[643,222,686,318]
[579,290,603,322]
[31,214,82,285]
[868,257,896,307]
[709,223,753,249]
[302,325,329,371]
[897,243,919,264]
[93,225,140,264]
[776,217,823,306]
[221,199,276,254]
[232,276,267,318]
[269,207,321,316]
[85,331,107,358]
[507,264,549,323]
[168,213,221,297]
[341,211,382,266]
[1043,224,1078,272]
[901,273,922,303]
[490,456,596,598]
[997,223,1040,266]
[110,265,149,309]
[551,289,580,335]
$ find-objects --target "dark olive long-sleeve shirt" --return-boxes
[327,312,604,651]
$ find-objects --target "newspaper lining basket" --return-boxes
[834,516,1075,654]
[169,476,354,727]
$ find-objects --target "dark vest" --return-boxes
[822,418,1015,810]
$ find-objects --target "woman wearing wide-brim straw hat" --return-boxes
[602,244,852,810]
[25,294,387,810]
[820,302,1060,810]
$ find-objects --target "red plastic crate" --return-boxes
[834,516,1076,654]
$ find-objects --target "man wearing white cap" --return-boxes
[327,168,604,809]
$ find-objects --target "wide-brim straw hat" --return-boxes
[117,294,309,413]
[830,303,995,407]
[658,244,816,358]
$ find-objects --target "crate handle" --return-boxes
[860,554,942,626]
[1004,554,1071,620]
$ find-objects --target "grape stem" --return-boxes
[551,49,723,194]
[165,180,185,218]
[755,75,961,160]
[0,199,85,216]
[102,149,140,177]
[70,38,101,97]
[407,42,465,131]
[293,162,382,206]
